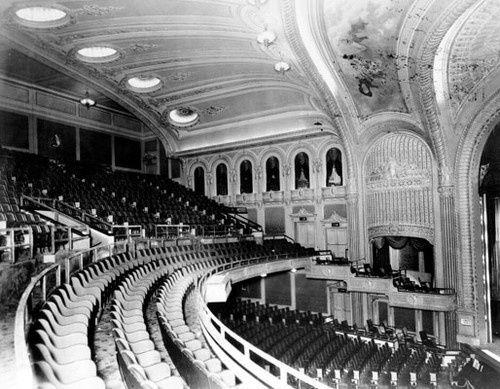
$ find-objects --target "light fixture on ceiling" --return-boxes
[247,0,268,8]
[274,54,291,75]
[126,75,162,93]
[167,107,200,128]
[80,90,96,110]
[76,46,120,63]
[16,6,66,22]
[257,27,276,47]
[14,6,70,28]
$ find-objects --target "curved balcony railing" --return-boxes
[197,258,333,389]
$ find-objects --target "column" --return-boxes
[438,183,458,348]
[290,271,296,310]
[351,292,364,326]
[260,276,266,305]
[346,193,360,260]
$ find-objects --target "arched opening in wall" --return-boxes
[479,122,500,341]
[194,166,205,196]
[266,156,280,191]
[371,236,434,284]
[216,163,228,196]
[295,152,310,189]
[240,160,253,194]
[326,147,342,186]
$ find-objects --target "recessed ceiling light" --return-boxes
[76,46,119,63]
[14,6,69,28]
[127,76,162,93]
[168,107,200,128]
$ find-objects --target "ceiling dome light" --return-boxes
[14,6,69,28]
[257,29,276,47]
[247,0,268,8]
[127,76,162,93]
[76,46,119,63]
[274,60,290,75]
[168,107,200,128]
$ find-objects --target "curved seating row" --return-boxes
[30,249,152,388]
[111,259,185,389]
[156,262,247,389]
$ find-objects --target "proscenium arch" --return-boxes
[455,93,500,343]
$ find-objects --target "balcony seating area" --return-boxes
[1,148,248,239]
[349,259,454,296]
[21,235,500,389]
[1,152,58,261]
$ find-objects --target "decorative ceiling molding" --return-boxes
[415,0,478,171]
[282,0,354,190]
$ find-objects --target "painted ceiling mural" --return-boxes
[323,0,412,118]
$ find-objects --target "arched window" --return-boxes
[266,157,280,191]
[240,160,253,194]
[295,152,309,189]
[194,166,205,195]
[216,163,228,195]
[326,147,342,186]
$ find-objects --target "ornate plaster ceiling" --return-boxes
[1,0,499,159]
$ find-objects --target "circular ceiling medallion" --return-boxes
[167,107,200,128]
[126,75,162,93]
[76,46,120,63]
[14,5,70,28]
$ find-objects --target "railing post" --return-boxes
[41,275,46,302]
[68,227,73,251]
[64,257,70,283]
[50,226,55,254]
[9,229,15,264]
[79,252,84,271]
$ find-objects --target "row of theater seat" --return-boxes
[30,250,155,388]
[111,259,185,389]
[218,299,446,388]
[157,267,244,388]
[2,149,233,238]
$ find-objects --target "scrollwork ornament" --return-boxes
[282,164,291,177]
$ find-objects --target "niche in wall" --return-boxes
[80,129,111,165]
[236,277,261,299]
[265,207,285,234]
[296,272,327,313]
[265,272,291,306]
[115,136,141,170]
[0,110,29,149]
[37,119,76,160]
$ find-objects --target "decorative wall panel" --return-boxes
[36,92,76,115]
[365,134,434,243]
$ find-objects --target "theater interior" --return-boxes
[2,0,500,388]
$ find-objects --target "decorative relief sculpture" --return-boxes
[365,134,434,241]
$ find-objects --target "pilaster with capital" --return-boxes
[438,166,459,348]
[346,192,360,261]
[206,173,213,197]
[255,165,263,205]
[283,163,292,205]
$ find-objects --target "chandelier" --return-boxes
[79,90,96,109]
